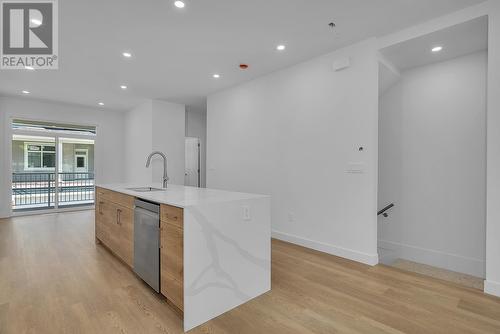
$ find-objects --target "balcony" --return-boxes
[12,172,95,211]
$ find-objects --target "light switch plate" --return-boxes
[242,206,251,221]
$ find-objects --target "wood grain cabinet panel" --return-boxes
[161,271,184,312]
[160,204,183,228]
[115,205,134,267]
[96,187,134,209]
[95,188,134,268]
[160,204,184,312]
[161,222,183,280]
[96,198,118,249]
[95,196,105,241]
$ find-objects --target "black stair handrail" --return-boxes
[378,203,394,217]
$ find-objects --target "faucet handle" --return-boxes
[162,176,169,188]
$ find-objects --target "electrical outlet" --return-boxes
[288,212,295,223]
[242,206,251,221]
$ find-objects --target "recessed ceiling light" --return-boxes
[98,102,104,106]
[120,85,128,90]
[276,44,286,51]
[174,1,185,8]
[213,74,220,79]
[25,66,34,70]
[432,46,443,53]
[122,52,132,58]
[31,19,42,27]
[22,90,30,94]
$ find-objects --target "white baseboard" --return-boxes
[378,239,485,278]
[272,230,378,266]
[484,280,500,297]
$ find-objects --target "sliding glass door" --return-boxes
[11,120,96,213]
[12,134,57,210]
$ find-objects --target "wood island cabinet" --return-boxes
[95,187,185,313]
[94,184,271,331]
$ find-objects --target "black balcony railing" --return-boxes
[12,172,95,210]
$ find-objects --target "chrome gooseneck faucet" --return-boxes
[146,151,169,188]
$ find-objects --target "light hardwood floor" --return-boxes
[391,259,485,290]
[1,211,500,333]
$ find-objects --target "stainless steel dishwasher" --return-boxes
[134,199,160,293]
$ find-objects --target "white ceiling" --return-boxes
[0,0,486,111]
[380,16,488,71]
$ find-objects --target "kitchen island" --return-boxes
[95,184,271,331]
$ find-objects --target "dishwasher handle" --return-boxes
[135,206,160,220]
[135,199,160,213]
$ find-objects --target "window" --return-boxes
[24,143,56,170]
[74,149,88,172]
[76,156,85,168]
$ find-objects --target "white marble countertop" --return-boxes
[96,183,269,208]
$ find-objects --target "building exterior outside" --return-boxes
[11,138,95,211]
[12,140,94,174]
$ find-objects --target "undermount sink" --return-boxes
[126,187,165,192]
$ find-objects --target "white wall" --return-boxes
[207,39,379,265]
[124,99,185,186]
[485,0,500,296]
[124,100,153,184]
[185,106,207,187]
[0,109,5,217]
[152,100,185,186]
[0,97,125,218]
[378,51,487,277]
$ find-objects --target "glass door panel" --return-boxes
[12,134,56,211]
[58,138,95,208]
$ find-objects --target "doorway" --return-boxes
[11,120,96,213]
[377,16,488,290]
[184,137,200,187]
